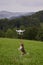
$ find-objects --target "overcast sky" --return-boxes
[0,0,43,12]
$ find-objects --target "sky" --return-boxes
[0,0,43,12]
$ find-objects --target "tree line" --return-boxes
[0,10,43,41]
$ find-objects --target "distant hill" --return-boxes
[31,10,43,22]
[0,11,34,19]
[0,10,43,41]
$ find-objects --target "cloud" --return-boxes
[0,0,43,12]
[17,0,43,7]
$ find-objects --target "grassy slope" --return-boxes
[0,38,43,65]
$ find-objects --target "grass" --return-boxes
[0,38,43,65]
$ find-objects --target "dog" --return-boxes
[19,43,26,55]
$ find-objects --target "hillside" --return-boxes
[31,10,43,22]
[0,11,34,19]
[0,10,43,41]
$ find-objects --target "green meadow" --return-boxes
[0,38,43,65]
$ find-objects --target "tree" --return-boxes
[36,28,43,41]
[5,28,18,38]
[24,26,38,40]
[5,29,14,38]
[0,30,5,37]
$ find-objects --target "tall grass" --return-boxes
[0,38,43,65]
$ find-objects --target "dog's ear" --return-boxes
[21,44,24,46]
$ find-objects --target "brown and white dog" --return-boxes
[19,43,26,55]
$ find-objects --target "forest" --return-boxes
[0,10,43,41]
